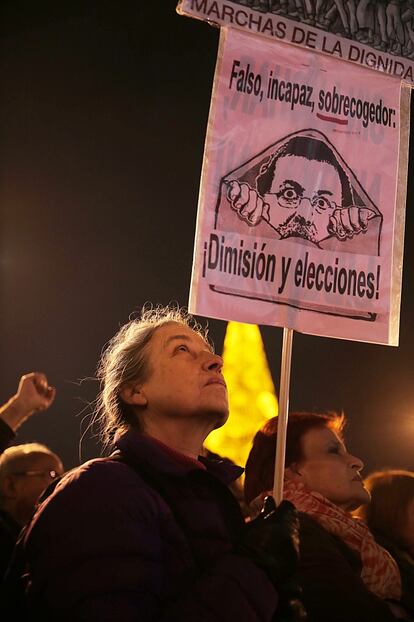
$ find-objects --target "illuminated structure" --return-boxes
[205,322,278,468]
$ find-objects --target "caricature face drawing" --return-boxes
[226,132,376,249]
[261,155,342,245]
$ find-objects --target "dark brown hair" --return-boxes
[357,470,414,549]
[244,411,344,504]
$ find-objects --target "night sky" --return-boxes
[1,0,413,474]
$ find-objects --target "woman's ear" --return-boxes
[119,383,148,408]
[285,464,303,482]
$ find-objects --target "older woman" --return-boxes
[245,412,402,622]
[357,470,414,617]
[17,307,299,621]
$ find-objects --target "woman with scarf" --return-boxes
[244,412,406,622]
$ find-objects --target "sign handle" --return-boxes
[272,327,294,505]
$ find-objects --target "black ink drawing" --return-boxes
[231,0,414,58]
[222,128,382,255]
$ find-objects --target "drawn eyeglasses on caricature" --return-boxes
[269,184,338,212]
[226,131,378,248]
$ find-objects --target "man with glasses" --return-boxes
[0,443,63,579]
[0,372,62,580]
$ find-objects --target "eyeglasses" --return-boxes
[264,189,339,213]
[12,470,60,480]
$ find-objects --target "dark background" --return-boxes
[1,0,413,473]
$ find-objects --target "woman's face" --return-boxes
[292,426,370,511]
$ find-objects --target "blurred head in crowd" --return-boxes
[245,411,370,511]
[357,470,414,557]
[0,443,63,524]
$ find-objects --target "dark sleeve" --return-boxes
[0,520,18,580]
[298,514,397,622]
[25,462,278,622]
[0,418,15,455]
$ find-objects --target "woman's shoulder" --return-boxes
[29,456,166,532]
[296,513,397,622]
[58,456,143,487]
[23,456,172,589]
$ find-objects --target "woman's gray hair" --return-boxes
[96,305,208,446]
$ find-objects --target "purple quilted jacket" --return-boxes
[23,430,278,621]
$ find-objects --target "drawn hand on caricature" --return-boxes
[328,207,372,240]
[227,180,270,226]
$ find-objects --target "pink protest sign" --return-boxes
[189,28,410,344]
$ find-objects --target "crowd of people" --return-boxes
[0,305,413,621]
[232,0,414,57]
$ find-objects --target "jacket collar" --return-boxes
[114,429,243,485]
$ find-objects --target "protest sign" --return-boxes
[177,0,414,85]
[189,27,410,344]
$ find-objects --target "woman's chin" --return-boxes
[335,488,371,512]
[346,492,371,512]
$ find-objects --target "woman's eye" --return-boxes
[177,344,189,352]
[328,446,339,454]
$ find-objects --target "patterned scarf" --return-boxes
[283,479,402,601]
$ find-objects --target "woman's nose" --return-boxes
[203,351,224,372]
[349,453,364,471]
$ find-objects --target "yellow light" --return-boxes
[205,322,278,467]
